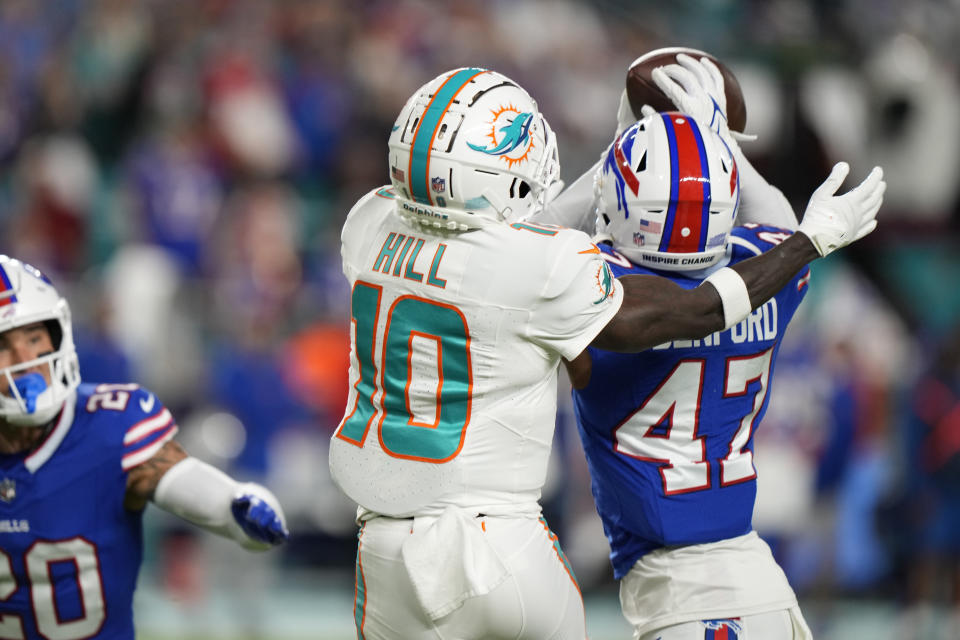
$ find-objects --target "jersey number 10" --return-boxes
[334,281,473,463]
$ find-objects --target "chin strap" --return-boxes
[396,199,477,232]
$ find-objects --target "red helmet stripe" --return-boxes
[660,114,711,253]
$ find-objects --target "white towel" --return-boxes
[401,508,509,620]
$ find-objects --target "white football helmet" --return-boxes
[595,112,740,271]
[388,67,561,230]
[0,256,80,427]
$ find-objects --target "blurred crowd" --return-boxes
[2,0,960,635]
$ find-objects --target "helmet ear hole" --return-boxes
[518,181,531,198]
[43,320,62,350]
[636,151,647,172]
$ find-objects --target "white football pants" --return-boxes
[351,514,587,639]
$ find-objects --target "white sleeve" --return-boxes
[527,232,623,359]
[531,158,602,232]
[733,146,798,230]
[153,457,285,552]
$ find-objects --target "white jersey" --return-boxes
[329,187,623,518]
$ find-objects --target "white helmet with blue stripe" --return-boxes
[595,111,740,272]
[388,67,561,230]
[0,256,81,427]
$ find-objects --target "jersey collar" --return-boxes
[25,392,76,474]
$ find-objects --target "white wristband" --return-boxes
[703,267,752,329]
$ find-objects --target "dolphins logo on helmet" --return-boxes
[467,107,535,169]
[387,68,561,230]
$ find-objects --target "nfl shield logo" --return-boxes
[431,176,446,193]
[0,478,15,503]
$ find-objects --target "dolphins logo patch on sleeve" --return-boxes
[592,261,614,305]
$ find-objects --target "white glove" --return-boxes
[651,53,731,141]
[798,162,886,256]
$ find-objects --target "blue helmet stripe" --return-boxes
[659,113,680,252]
[408,68,487,205]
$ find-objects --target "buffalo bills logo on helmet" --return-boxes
[603,124,641,219]
[468,105,536,168]
[0,266,17,308]
[0,260,53,309]
[703,618,742,639]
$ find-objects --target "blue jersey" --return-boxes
[0,382,178,639]
[572,225,809,579]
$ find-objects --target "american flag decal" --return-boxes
[639,218,663,233]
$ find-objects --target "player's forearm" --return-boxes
[152,457,288,551]
[730,232,817,309]
[594,233,818,353]
[592,275,724,352]
[125,439,189,510]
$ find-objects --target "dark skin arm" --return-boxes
[565,232,819,388]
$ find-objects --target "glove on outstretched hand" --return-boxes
[798,162,886,256]
[231,487,289,547]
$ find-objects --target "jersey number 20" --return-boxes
[0,539,104,639]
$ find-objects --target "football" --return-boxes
[625,47,747,133]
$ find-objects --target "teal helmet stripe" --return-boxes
[408,67,488,205]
